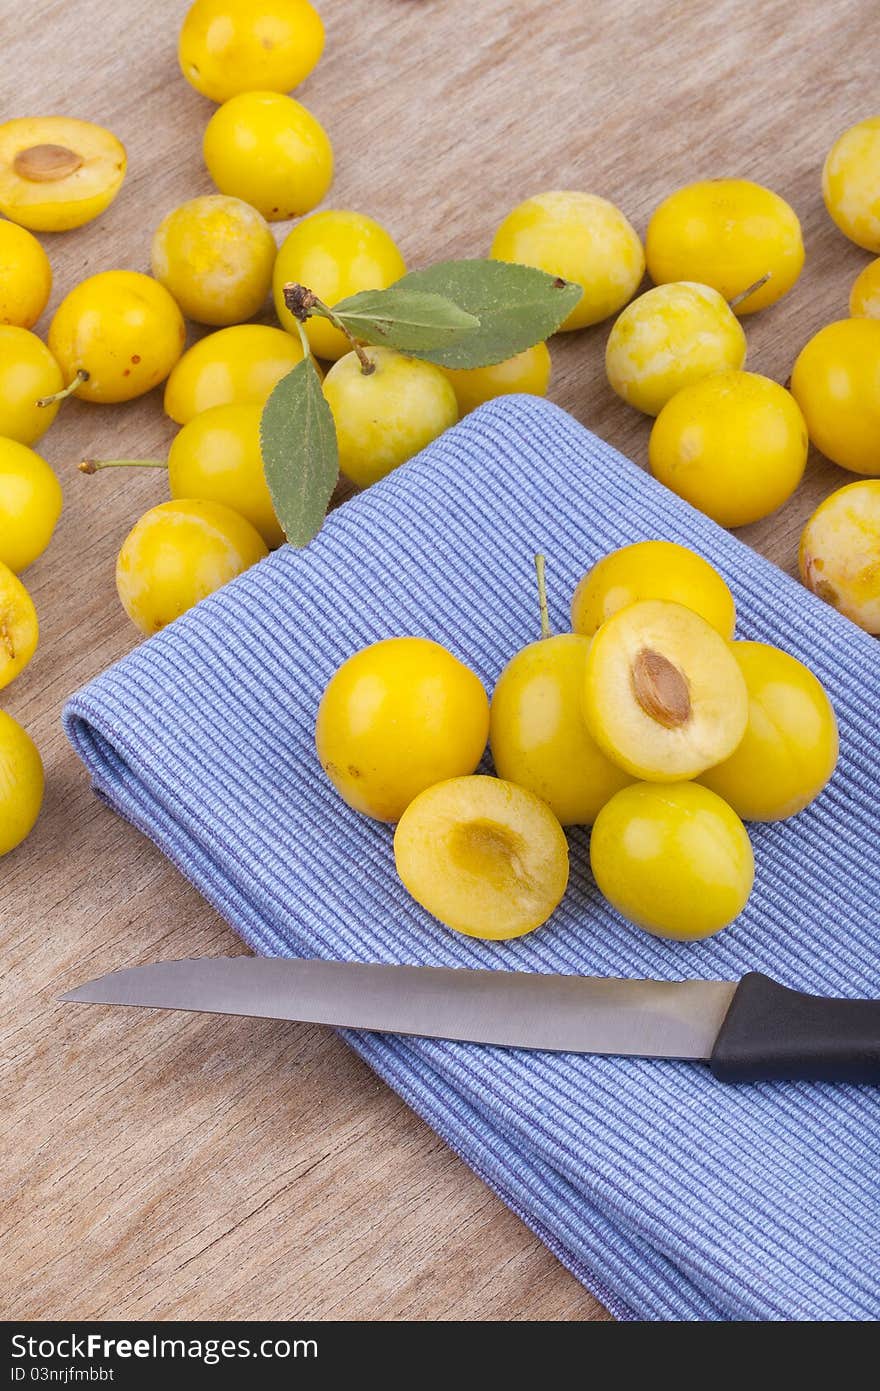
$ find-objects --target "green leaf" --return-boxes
[329,287,479,351]
[389,259,582,368]
[260,357,338,548]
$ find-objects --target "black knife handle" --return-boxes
[710,972,880,1084]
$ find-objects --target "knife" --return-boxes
[61,957,880,1084]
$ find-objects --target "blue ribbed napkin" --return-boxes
[64,396,880,1321]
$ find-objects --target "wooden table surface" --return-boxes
[3,0,877,1323]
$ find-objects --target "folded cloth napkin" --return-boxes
[65,395,880,1322]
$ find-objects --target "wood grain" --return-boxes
[2,0,878,1322]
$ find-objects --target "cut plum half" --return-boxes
[582,599,748,781]
[394,775,569,940]
[0,117,126,232]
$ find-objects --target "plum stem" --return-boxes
[534,553,552,641]
[287,314,314,367]
[282,281,375,375]
[79,459,167,474]
[728,272,772,312]
[37,369,89,408]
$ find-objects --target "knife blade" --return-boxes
[62,957,880,1084]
